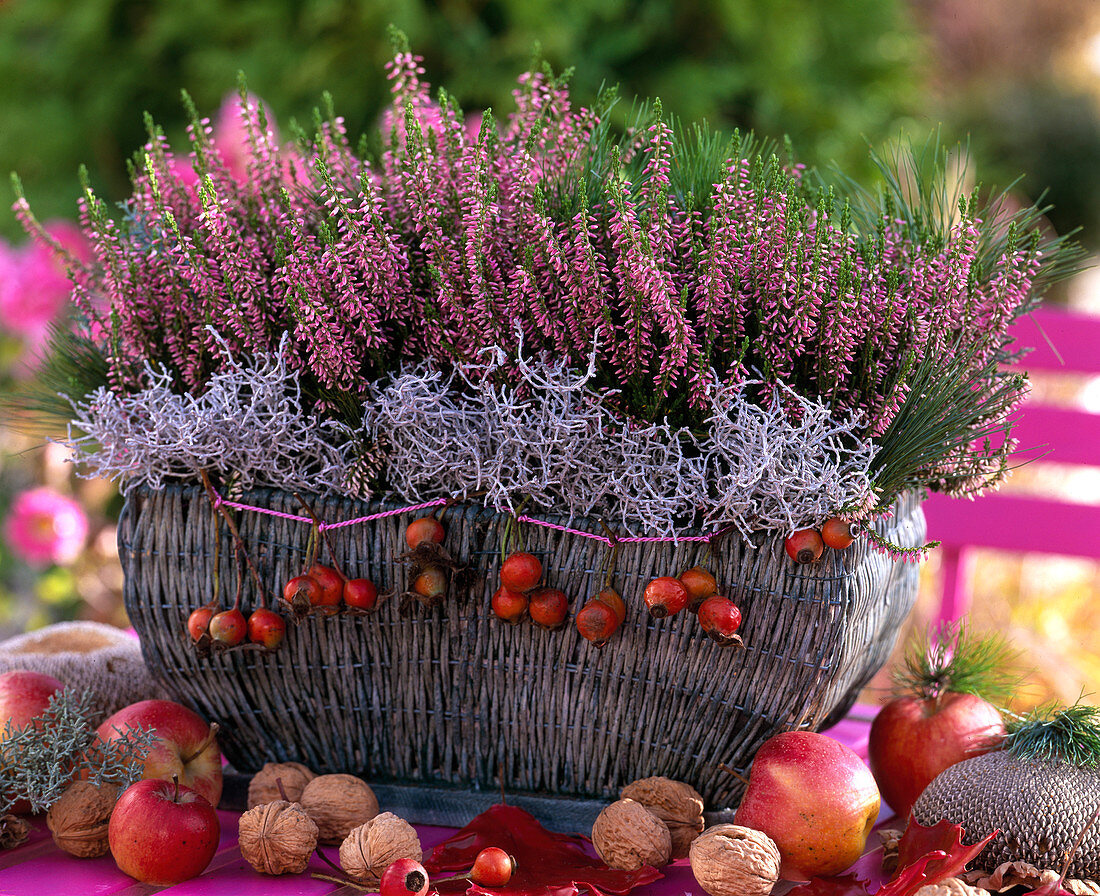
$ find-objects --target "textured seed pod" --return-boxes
[299,774,380,845]
[247,762,317,809]
[592,799,672,871]
[688,824,780,896]
[621,776,705,859]
[913,751,1100,880]
[46,781,118,858]
[238,799,319,875]
[339,812,423,883]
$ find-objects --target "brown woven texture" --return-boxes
[913,751,1100,880]
[120,485,923,808]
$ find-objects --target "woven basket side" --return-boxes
[121,487,923,807]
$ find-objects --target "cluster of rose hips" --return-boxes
[380,847,514,896]
[405,516,450,603]
[187,601,287,650]
[642,566,743,645]
[491,552,569,629]
[783,518,859,565]
[284,561,380,614]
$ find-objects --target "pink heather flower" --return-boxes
[4,487,90,567]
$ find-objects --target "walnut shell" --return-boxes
[689,824,780,896]
[621,776,705,859]
[339,812,423,883]
[592,799,672,871]
[248,762,317,809]
[46,781,118,858]
[299,774,380,845]
[913,880,987,896]
[238,799,319,875]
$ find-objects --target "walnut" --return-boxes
[248,761,317,809]
[299,774,380,845]
[592,799,672,871]
[0,814,30,850]
[688,824,780,896]
[621,776,705,859]
[46,781,118,858]
[913,879,986,896]
[238,799,319,875]
[339,812,423,883]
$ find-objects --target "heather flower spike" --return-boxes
[14,42,1081,537]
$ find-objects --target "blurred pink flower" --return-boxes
[4,487,89,567]
[0,222,90,353]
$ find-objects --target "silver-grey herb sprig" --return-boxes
[0,688,155,816]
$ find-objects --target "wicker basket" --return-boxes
[120,485,923,819]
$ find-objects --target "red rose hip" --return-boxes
[309,564,345,606]
[785,529,824,564]
[491,587,529,624]
[412,566,447,600]
[595,587,626,624]
[643,576,690,619]
[576,598,620,647]
[821,518,857,550]
[528,587,568,629]
[380,858,430,896]
[187,607,214,642]
[343,577,378,611]
[679,566,718,611]
[284,574,322,607]
[500,552,542,593]
[405,517,446,550]
[471,846,516,887]
[697,596,743,645]
[208,608,247,645]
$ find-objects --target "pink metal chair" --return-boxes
[923,306,1100,623]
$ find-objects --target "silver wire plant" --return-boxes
[364,340,875,537]
[0,688,154,815]
[63,331,356,495]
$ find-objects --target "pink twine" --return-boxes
[209,490,728,543]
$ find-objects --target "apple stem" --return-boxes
[172,774,180,803]
[275,776,290,802]
[718,763,751,787]
[180,722,220,766]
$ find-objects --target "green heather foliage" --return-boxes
[0,0,925,239]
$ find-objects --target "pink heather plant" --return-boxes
[3,487,89,567]
[11,37,1080,523]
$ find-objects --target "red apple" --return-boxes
[109,777,220,885]
[97,699,223,807]
[0,670,63,739]
[868,691,1004,818]
[735,731,880,880]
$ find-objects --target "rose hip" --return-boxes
[405,517,446,550]
[284,574,322,607]
[343,577,378,611]
[576,598,621,647]
[308,563,344,606]
[500,552,542,593]
[491,587,528,624]
[595,587,626,624]
[821,518,857,550]
[470,846,516,887]
[187,606,214,642]
[380,858,430,896]
[208,608,247,646]
[679,566,717,612]
[528,587,568,629]
[785,529,824,564]
[413,566,447,600]
[247,608,286,649]
[643,576,690,619]
[697,596,743,645]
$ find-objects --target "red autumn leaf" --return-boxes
[785,872,874,895]
[423,804,663,896]
[877,816,998,896]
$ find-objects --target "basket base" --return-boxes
[221,772,736,833]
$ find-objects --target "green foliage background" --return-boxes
[0,0,928,239]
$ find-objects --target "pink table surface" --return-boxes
[0,708,893,896]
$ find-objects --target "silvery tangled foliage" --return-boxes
[64,334,355,495]
[364,345,876,537]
